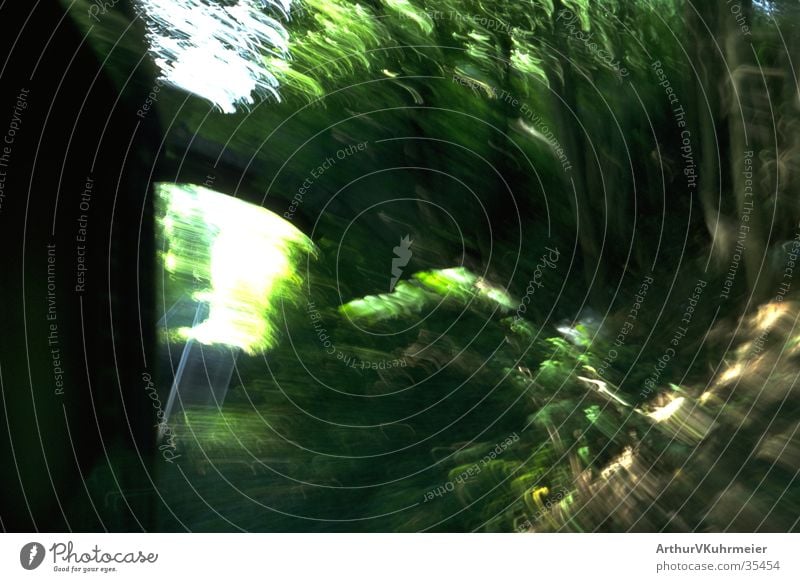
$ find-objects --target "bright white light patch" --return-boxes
[719,364,742,384]
[648,396,686,423]
[158,183,314,354]
[755,303,786,331]
[139,0,294,113]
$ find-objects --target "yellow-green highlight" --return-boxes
[157,183,315,354]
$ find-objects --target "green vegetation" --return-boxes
[65,0,800,531]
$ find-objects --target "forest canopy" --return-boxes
[3,0,796,533]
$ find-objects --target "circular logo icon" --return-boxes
[20,542,45,570]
